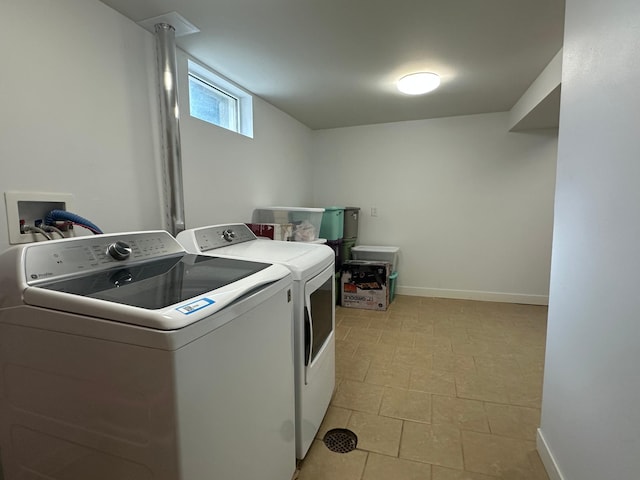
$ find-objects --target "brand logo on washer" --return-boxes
[30,272,53,280]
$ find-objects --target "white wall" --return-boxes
[0,0,161,252]
[176,52,313,229]
[0,0,313,254]
[312,113,557,304]
[538,0,640,478]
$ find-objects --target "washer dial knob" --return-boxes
[107,241,132,260]
[222,229,236,242]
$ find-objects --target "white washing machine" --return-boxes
[0,231,295,480]
[177,223,335,459]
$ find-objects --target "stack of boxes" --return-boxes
[319,206,361,305]
[320,207,345,265]
[341,207,360,265]
[341,245,400,311]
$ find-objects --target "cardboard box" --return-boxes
[340,260,390,311]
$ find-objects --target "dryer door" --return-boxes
[303,264,335,384]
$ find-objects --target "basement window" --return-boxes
[187,60,254,138]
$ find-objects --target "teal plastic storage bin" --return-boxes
[389,271,398,302]
[319,207,344,240]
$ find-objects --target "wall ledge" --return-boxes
[509,49,563,131]
[396,286,549,305]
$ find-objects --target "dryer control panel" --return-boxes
[193,224,257,252]
[23,231,184,284]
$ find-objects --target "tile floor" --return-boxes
[296,295,549,480]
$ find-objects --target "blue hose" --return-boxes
[45,210,103,235]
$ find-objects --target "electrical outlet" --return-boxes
[5,191,75,244]
[371,207,378,217]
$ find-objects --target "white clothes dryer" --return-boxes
[0,231,295,480]
[177,223,335,459]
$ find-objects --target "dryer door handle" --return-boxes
[304,305,313,367]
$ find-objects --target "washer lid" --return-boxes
[34,254,271,310]
[21,255,290,330]
[177,224,334,280]
[4,230,292,330]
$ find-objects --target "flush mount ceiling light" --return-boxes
[397,72,441,95]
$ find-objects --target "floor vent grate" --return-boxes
[322,428,358,453]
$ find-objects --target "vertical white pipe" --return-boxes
[155,23,185,236]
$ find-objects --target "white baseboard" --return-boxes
[396,285,549,305]
[536,428,564,480]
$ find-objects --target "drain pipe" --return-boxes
[154,23,185,236]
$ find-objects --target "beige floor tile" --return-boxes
[433,353,476,374]
[413,334,453,351]
[379,330,417,347]
[316,406,352,439]
[401,317,435,334]
[449,315,486,330]
[410,369,456,396]
[504,372,544,408]
[400,421,463,469]
[301,297,549,480]
[461,430,537,477]
[336,355,371,382]
[478,315,514,329]
[514,354,545,375]
[433,325,470,341]
[339,315,372,328]
[368,308,392,318]
[431,395,489,433]
[379,387,432,423]
[431,465,495,480]
[337,306,376,318]
[297,439,368,480]
[335,339,359,359]
[347,411,403,456]
[474,354,521,377]
[345,326,383,344]
[526,450,551,480]
[332,377,343,395]
[451,339,495,357]
[485,403,540,441]
[369,316,405,331]
[505,330,547,347]
[454,372,510,404]
[394,294,423,306]
[465,323,509,339]
[388,303,422,316]
[363,452,432,480]
[389,312,421,322]
[332,380,385,414]
[364,363,411,388]
[393,346,433,369]
[355,342,396,366]
[334,324,351,341]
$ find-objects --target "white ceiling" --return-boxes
[99,0,565,130]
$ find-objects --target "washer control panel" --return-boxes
[24,231,184,284]
[194,224,257,252]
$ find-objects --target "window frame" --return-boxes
[187,59,254,138]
